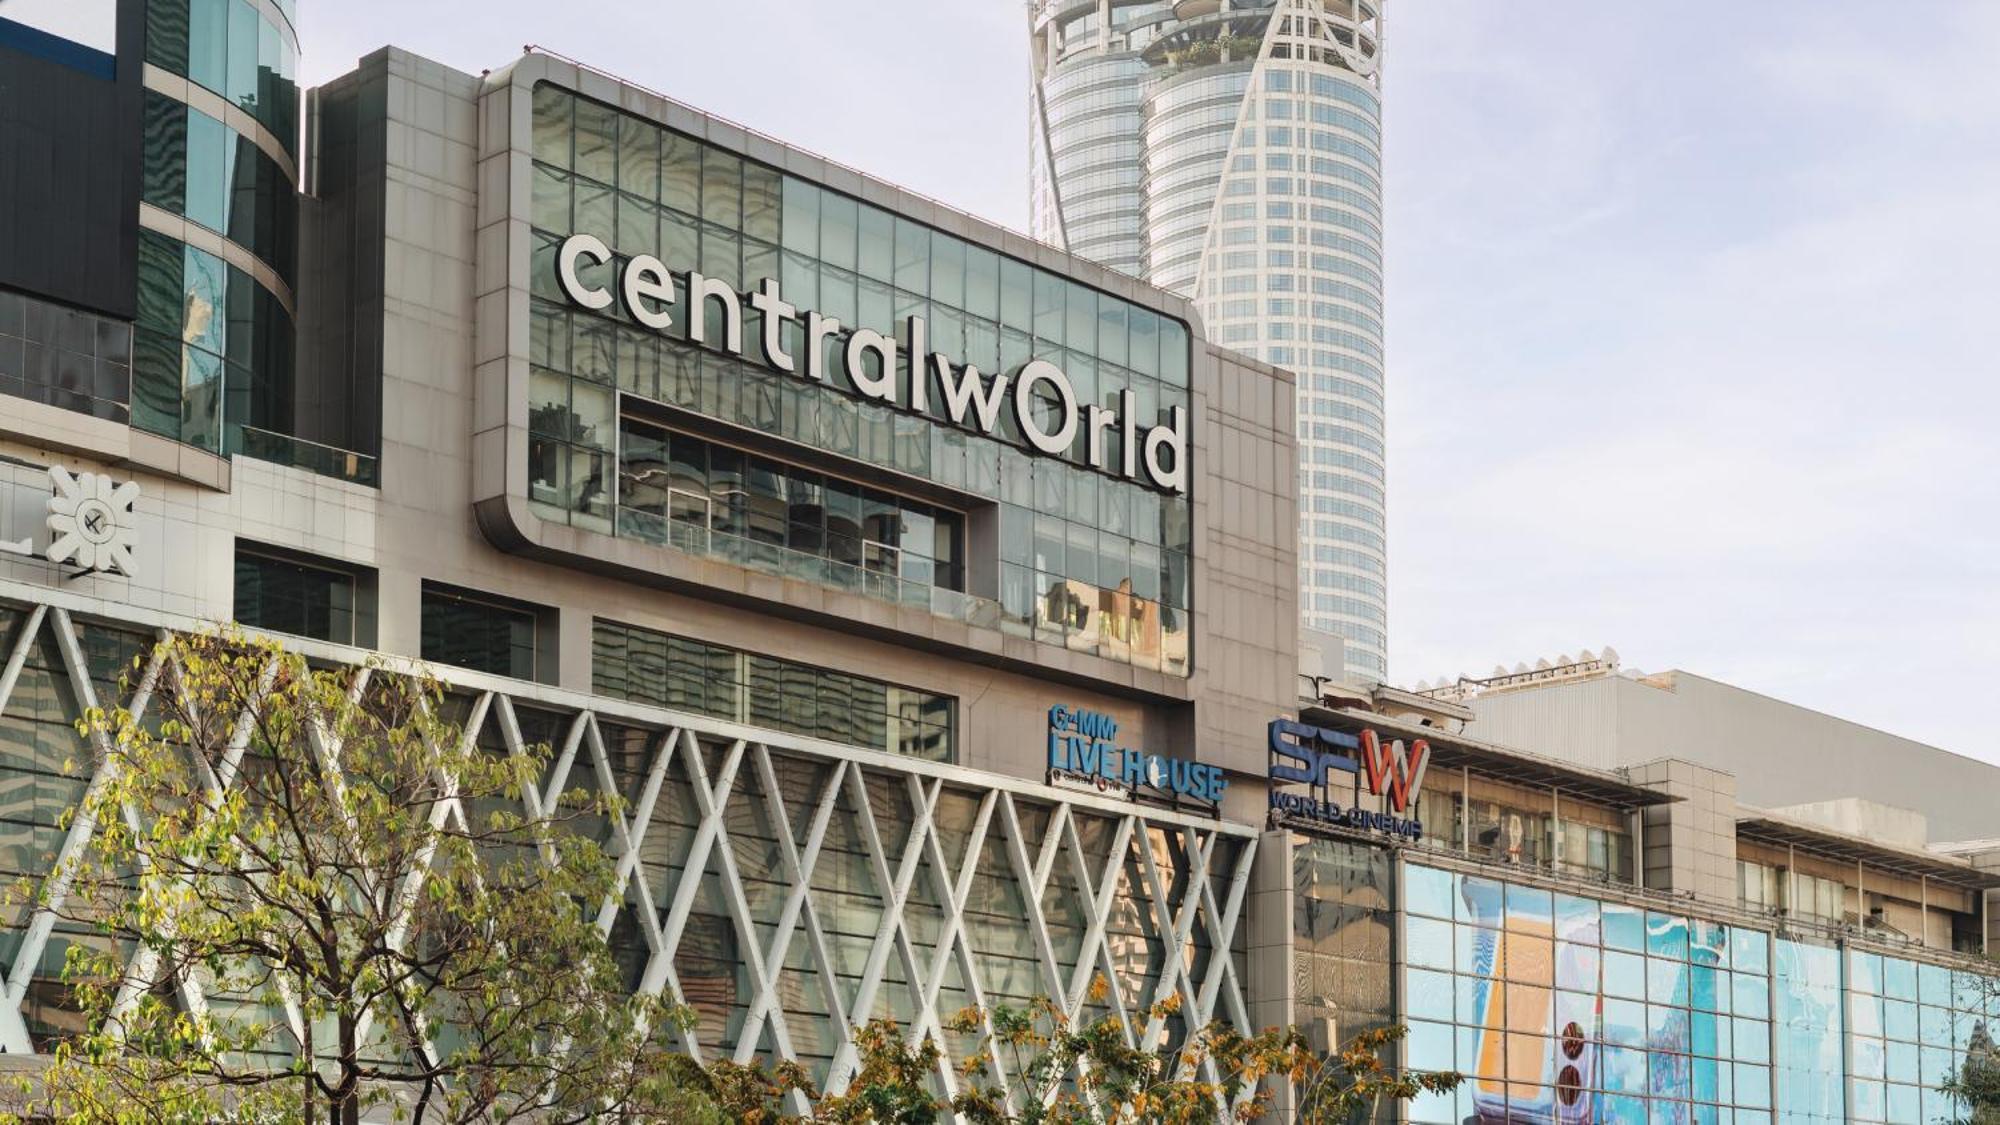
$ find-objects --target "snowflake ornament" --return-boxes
[44,466,139,576]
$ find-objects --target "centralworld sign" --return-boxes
[552,233,1190,496]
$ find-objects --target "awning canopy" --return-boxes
[1301,705,1681,812]
[1736,813,2000,892]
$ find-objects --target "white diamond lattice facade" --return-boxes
[1031,0,1389,680]
[0,595,1256,1105]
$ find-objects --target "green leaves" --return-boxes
[7,628,721,1125]
[692,982,1462,1124]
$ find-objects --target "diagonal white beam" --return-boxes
[1136,823,1214,1056]
[4,613,166,1040]
[737,748,848,1069]
[1063,813,1136,1038]
[913,788,1003,1107]
[639,731,746,1061]
[825,767,936,1092]
[590,717,672,951]
[998,793,1069,1016]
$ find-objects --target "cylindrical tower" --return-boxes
[1031,0,1389,682]
[1028,2,1161,276]
[133,0,300,457]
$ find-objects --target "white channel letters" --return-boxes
[554,233,1189,496]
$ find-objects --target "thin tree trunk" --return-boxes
[303,1015,315,1123]
[339,1013,360,1125]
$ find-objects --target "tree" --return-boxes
[1943,1015,2000,1125]
[816,983,1460,1124]
[6,629,717,1125]
[1297,1025,1463,1122]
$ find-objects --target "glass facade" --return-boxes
[1031,2,1391,680]
[420,586,538,680]
[1773,939,1843,1123]
[233,547,357,644]
[0,606,151,1048]
[1845,948,2000,1124]
[1404,864,1775,1124]
[1294,837,1395,1040]
[1401,862,2000,1124]
[611,418,964,606]
[1032,51,1148,276]
[141,90,298,284]
[526,84,1193,675]
[132,229,293,452]
[130,0,345,480]
[144,0,300,153]
[0,288,130,421]
[591,620,955,763]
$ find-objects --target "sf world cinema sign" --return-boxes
[1267,719,1429,841]
[552,234,1189,495]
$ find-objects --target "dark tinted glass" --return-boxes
[422,589,537,679]
[234,551,355,644]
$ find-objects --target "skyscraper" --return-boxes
[1031,0,1388,680]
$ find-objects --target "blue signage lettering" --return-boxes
[1046,704,1225,804]
[1268,790,1423,841]
[1268,718,1360,786]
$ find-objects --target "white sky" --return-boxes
[0,0,116,51]
[299,2,2000,767]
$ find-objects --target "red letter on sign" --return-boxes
[1360,730,1430,814]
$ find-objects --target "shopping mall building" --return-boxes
[3,5,1999,1123]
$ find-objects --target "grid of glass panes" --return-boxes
[591,620,954,762]
[524,84,1193,675]
[1402,864,1776,1124]
[233,549,356,645]
[614,418,962,608]
[1774,939,1845,1123]
[144,0,300,155]
[419,588,538,681]
[1848,950,2000,1125]
[1293,837,1394,1040]
[133,229,295,454]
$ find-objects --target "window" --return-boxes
[420,584,544,681]
[592,620,954,761]
[1740,861,1780,911]
[616,417,964,598]
[233,544,366,645]
[1789,871,1846,921]
[0,289,130,423]
[1555,821,1632,883]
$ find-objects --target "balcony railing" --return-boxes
[230,425,379,487]
[614,507,1003,627]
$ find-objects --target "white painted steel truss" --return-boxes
[0,592,1259,1111]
